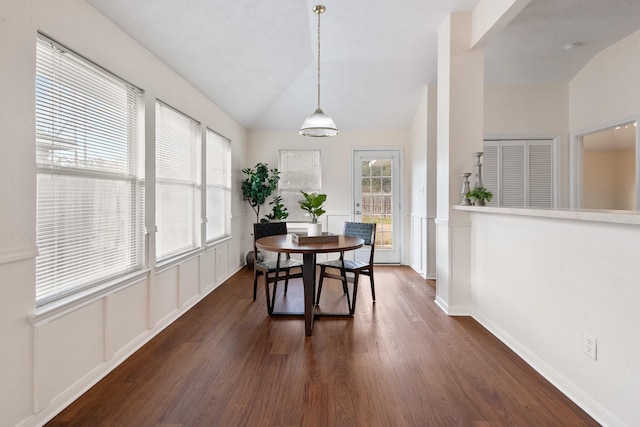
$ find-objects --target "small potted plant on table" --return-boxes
[299,191,326,236]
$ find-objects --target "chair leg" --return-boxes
[339,257,348,294]
[348,273,360,315]
[284,268,289,295]
[253,272,259,301]
[265,273,280,316]
[341,273,348,294]
[264,275,273,315]
[369,268,375,302]
[316,265,326,305]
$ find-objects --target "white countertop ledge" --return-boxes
[453,205,640,226]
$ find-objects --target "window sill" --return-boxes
[205,235,232,250]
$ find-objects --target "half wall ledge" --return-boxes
[453,205,640,226]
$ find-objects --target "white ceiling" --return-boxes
[86,0,640,132]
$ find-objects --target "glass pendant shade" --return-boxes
[300,5,338,138]
[299,107,338,137]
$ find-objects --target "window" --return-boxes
[206,129,231,242]
[155,101,201,261]
[278,150,322,222]
[483,139,554,208]
[35,35,145,305]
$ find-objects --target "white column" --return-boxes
[435,12,483,314]
[434,0,530,314]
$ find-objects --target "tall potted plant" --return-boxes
[241,162,280,223]
[241,162,280,268]
[299,191,326,236]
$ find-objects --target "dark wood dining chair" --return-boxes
[253,222,303,314]
[315,222,376,315]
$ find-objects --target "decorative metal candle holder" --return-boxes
[473,152,484,189]
[460,172,471,205]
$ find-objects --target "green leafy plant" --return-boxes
[241,162,280,223]
[298,191,326,223]
[262,195,289,223]
[466,187,493,205]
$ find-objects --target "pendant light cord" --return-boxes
[316,8,321,109]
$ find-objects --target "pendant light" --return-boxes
[300,5,338,137]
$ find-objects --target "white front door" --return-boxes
[353,149,402,264]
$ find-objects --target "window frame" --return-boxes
[155,100,202,263]
[205,128,232,244]
[34,34,145,306]
[278,149,322,222]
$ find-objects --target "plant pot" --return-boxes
[246,250,264,270]
[308,222,322,236]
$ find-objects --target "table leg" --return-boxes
[303,253,316,336]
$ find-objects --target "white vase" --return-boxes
[308,222,322,236]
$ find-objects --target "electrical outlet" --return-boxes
[584,333,597,360]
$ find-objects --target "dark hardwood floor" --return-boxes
[47,266,599,426]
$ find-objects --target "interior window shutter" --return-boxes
[35,35,145,305]
[483,144,499,206]
[501,144,526,207]
[528,142,553,208]
[155,101,201,261]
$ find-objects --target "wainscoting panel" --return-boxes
[29,246,243,426]
[109,279,148,359]
[215,244,229,283]
[201,248,216,292]
[34,301,105,412]
[410,215,426,276]
[178,257,200,308]
[154,266,179,324]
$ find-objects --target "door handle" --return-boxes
[355,210,361,215]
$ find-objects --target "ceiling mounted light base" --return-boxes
[300,4,338,138]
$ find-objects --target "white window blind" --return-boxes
[278,150,322,222]
[35,35,145,306]
[206,129,231,242]
[155,101,201,261]
[483,139,554,208]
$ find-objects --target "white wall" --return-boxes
[466,30,640,427]
[484,84,569,205]
[584,149,636,210]
[570,29,640,132]
[246,129,410,262]
[0,1,249,426]
[408,86,437,278]
[468,211,640,427]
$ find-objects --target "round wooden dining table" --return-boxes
[255,234,363,336]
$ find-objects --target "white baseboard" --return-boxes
[471,311,622,427]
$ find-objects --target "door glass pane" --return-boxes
[360,159,393,250]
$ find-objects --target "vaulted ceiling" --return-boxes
[86,0,640,132]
